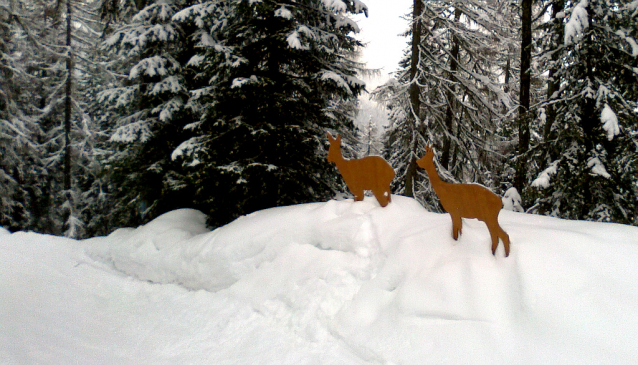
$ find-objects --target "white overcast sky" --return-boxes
[353,0,412,89]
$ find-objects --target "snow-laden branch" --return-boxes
[600,104,620,141]
[564,1,589,45]
[532,161,559,189]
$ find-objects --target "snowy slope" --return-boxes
[2,196,638,364]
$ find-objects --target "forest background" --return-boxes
[1,0,637,238]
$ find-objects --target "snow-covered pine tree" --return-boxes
[354,113,383,158]
[51,0,107,237]
[418,0,514,185]
[378,0,515,210]
[373,76,431,208]
[173,0,367,227]
[372,0,430,204]
[99,0,199,229]
[0,1,47,231]
[1,0,105,236]
[352,96,387,158]
[528,0,638,224]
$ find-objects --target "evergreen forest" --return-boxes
[1,0,637,238]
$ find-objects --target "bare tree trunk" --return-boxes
[541,0,565,154]
[64,0,72,192]
[441,7,462,170]
[405,0,424,197]
[62,0,74,235]
[514,0,532,197]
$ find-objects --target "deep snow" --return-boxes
[2,196,638,364]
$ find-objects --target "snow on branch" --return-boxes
[130,56,172,78]
[187,54,205,67]
[150,76,185,95]
[335,14,360,32]
[532,161,559,189]
[172,137,204,165]
[98,86,140,108]
[322,0,347,12]
[564,1,589,45]
[601,104,620,141]
[231,75,258,89]
[152,98,184,122]
[275,6,293,19]
[110,120,152,143]
[353,0,368,15]
[248,162,278,172]
[615,29,638,57]
[190,87,213,101]
[287,31,306,50]
[132,3,174,23]
[320,71,353,94]
[587,157,611,178]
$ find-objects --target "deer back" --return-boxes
[339,156,395,190]
[437,183,503,220]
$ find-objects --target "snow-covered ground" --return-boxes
[2,196,638,364]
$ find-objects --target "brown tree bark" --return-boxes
[64,0,72,192]
[405,0,424,197]
[514,0,533,196]
[440,7,462,170]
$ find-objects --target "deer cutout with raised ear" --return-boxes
[327,132,395,207]
[417,146,511,257]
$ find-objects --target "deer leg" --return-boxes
[372,189,389,207]
[451,214,462,240]
[487,222,499,256]
[498,225,510,257]
[352,187,364,201]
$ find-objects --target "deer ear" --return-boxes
[336,134,341,143]
[327,132,334,142]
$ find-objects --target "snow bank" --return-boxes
[86,208,214,289]
[4,196,638,364]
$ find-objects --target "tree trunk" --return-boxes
[441,7,462,170]
[62,0,73,235]
[541,0,565,155]
[514,0,532,196]
[405,0,424,197]
[64,0,72,192]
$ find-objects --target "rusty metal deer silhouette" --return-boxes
[417,146,511,257]
[327,133,395,207]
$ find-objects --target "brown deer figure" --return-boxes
[327,132,395,207]
[417,146,510,257]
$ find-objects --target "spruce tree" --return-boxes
[0,1,45,231]
[99,0,199,228]
[528,0,638,224]
[379,0,515,210]
[173,0,367,227]
[1,0,105,236]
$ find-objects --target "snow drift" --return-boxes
[2,196,638,364]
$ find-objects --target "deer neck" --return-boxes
[330,149,347,169]
[423,159,444,189]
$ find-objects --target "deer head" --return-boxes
[416,145,435,169]
[327,133,342,163]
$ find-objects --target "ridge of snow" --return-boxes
[3,197,638,364]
